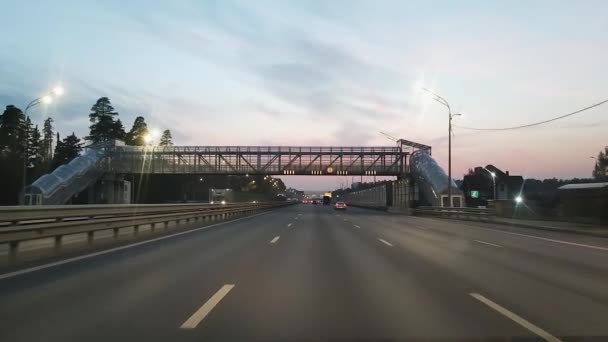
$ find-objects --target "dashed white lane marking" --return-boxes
[270,236,280,244]
[287,223,292,228]
[180,284,235,329]
[473,239,502,248]
[354,225,361,229]
[469,226,608,252]
[378,238,394,247]
[470,293,562,342]
[343,218,348,222]
[0,211,272,281]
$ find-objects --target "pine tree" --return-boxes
[28,123,42,168]
[41,117,54,161]
[592,146,608,181]
[159,129,173,146]
[114,119,126,141]
[125,116,148,146]
[0,105,26,156]
[0,105,26,204]
[52,133,83,169]
[87,97,124,144]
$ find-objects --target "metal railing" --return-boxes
[0,202,291,262]
[412,206,495,220]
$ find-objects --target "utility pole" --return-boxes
[422,88,462,207]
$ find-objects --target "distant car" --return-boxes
[312,200,319,204]
[334,202,347,210]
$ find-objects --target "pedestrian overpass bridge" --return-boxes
[24,141,449,206]
[111,145,409,176]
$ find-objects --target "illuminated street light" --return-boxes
[482,167,497,200]
[52,86,65,96]
[41,95,53,104]
[515,196,523,204]
[422,87,462,207]
[21,85,66,204]
[144,129,161,145]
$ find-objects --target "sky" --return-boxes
[1,0,607,191]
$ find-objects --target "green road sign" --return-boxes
[470,190,479,198]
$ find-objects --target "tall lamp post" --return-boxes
[21,86,64,204]
[482,167,496,200]
[421,88,462,207]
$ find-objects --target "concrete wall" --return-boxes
[341,180,412,210]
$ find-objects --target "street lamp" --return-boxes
[144,129,161,145]
[21,86,65,204]
[482,167,496,200]
[41,95,53,104]
[422,87,462,207]
[52,86,64,96]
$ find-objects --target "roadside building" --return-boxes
[462,165,523,206]
[557,182,608,222]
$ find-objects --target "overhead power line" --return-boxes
[453,98,608,131]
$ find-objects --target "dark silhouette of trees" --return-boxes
[52,133,83,169]
[125,116,148,146]
[159,129,173,146]
[0,105,25,155]
[0,105,26,204]
[87,97,125,144]
[40,117,54,168]
[592,146,608,181]
[28,122,47,181]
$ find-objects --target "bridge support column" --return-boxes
[96,175,129,204]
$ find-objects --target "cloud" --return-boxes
[329,120,376,146]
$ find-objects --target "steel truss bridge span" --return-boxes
[109,146,408,176]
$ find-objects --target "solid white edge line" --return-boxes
[470,293,562,342]
[354,225,361,229]
[0,211,273,281]
[270,236,280,244]
[378,238,394,247]
[471,226,608,252]
[180,284,235,329]
[473,239,503,248]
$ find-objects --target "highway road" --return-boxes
[1,204,607,341]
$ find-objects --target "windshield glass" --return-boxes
[1,1,607,341]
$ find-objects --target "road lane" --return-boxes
[193,204,534,340]
[0,206,297,342]
[0,204,606,340]
[341,206,608,338]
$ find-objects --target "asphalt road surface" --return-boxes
[1,204,607,341]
